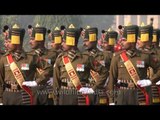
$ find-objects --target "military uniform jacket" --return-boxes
[103,50,113,69]
[85,48,110,83]
[53,49,108,93]
[29,48,59,84]
[108,49,160,103]
[0,51,52,103]
[144,47,160,83]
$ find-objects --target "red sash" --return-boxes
[7,54,33,105]
[62,56,89,105]
[120,51,149,105]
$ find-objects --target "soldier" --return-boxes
[47,27,63,104]
[150,28,160,104]
[53,24,108,105]
[101,28,118,63]
[101,28,118,104]
[137,21,160,105]
[82,26,109,105]
[48,27,63,54]
[27,24,59,105]
[107,23,160,105]
[0,24,51,105]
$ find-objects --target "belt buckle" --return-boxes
[11,84,18,90]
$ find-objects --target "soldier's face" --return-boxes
[48,33,52,41]
[121,41,131,50]
[7,40,16,51]
[29,38,39,49]
[51,42,62,50]
[83,39,92,50]
[137,39,147,48]
[62,41,70,51]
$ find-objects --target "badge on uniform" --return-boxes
[76,64,84,72]
[21,63,29,70]
[136,60,145,68]
[44,59,51,64]
[99,60,105,66]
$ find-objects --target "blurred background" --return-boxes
[0,15,159,51]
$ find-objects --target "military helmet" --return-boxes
[9,24,25,44]
[30,23,47,41]
[123,23,139,43]
[139,22,153,42]
[104,28,118,45]
[52,27,62,44]
[83,26,98,42]
[63,24,81,46]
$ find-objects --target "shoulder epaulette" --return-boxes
[57,52,64,58]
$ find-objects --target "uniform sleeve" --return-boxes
[0,57,5,103]
[53,57,61,100]
[89,56,109,90]
[107,55,118,103]
[34,55,52,84]
[149,54,160,83]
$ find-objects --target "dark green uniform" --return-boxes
[0,51,52,105]
[53,49,108,105]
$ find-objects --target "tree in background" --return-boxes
[0,15,115,52]
[33,15,82,30]
[33,15,82,49]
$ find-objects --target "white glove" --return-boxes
[47,77,53,86]
[156,80,160,85]
[0,103,3,105]
[79,87,94,94]
[22,81,38,87]
[109,103,115,105]
[137,79,152,87]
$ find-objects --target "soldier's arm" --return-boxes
[149,54,160,83]
[107,54,118,103]
[89,56,109,90]
[53,57,61,102]
[0,57,5,103]
[34,55,52,84]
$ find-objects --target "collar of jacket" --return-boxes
[64,49,81,61]
[126,49,137,57]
